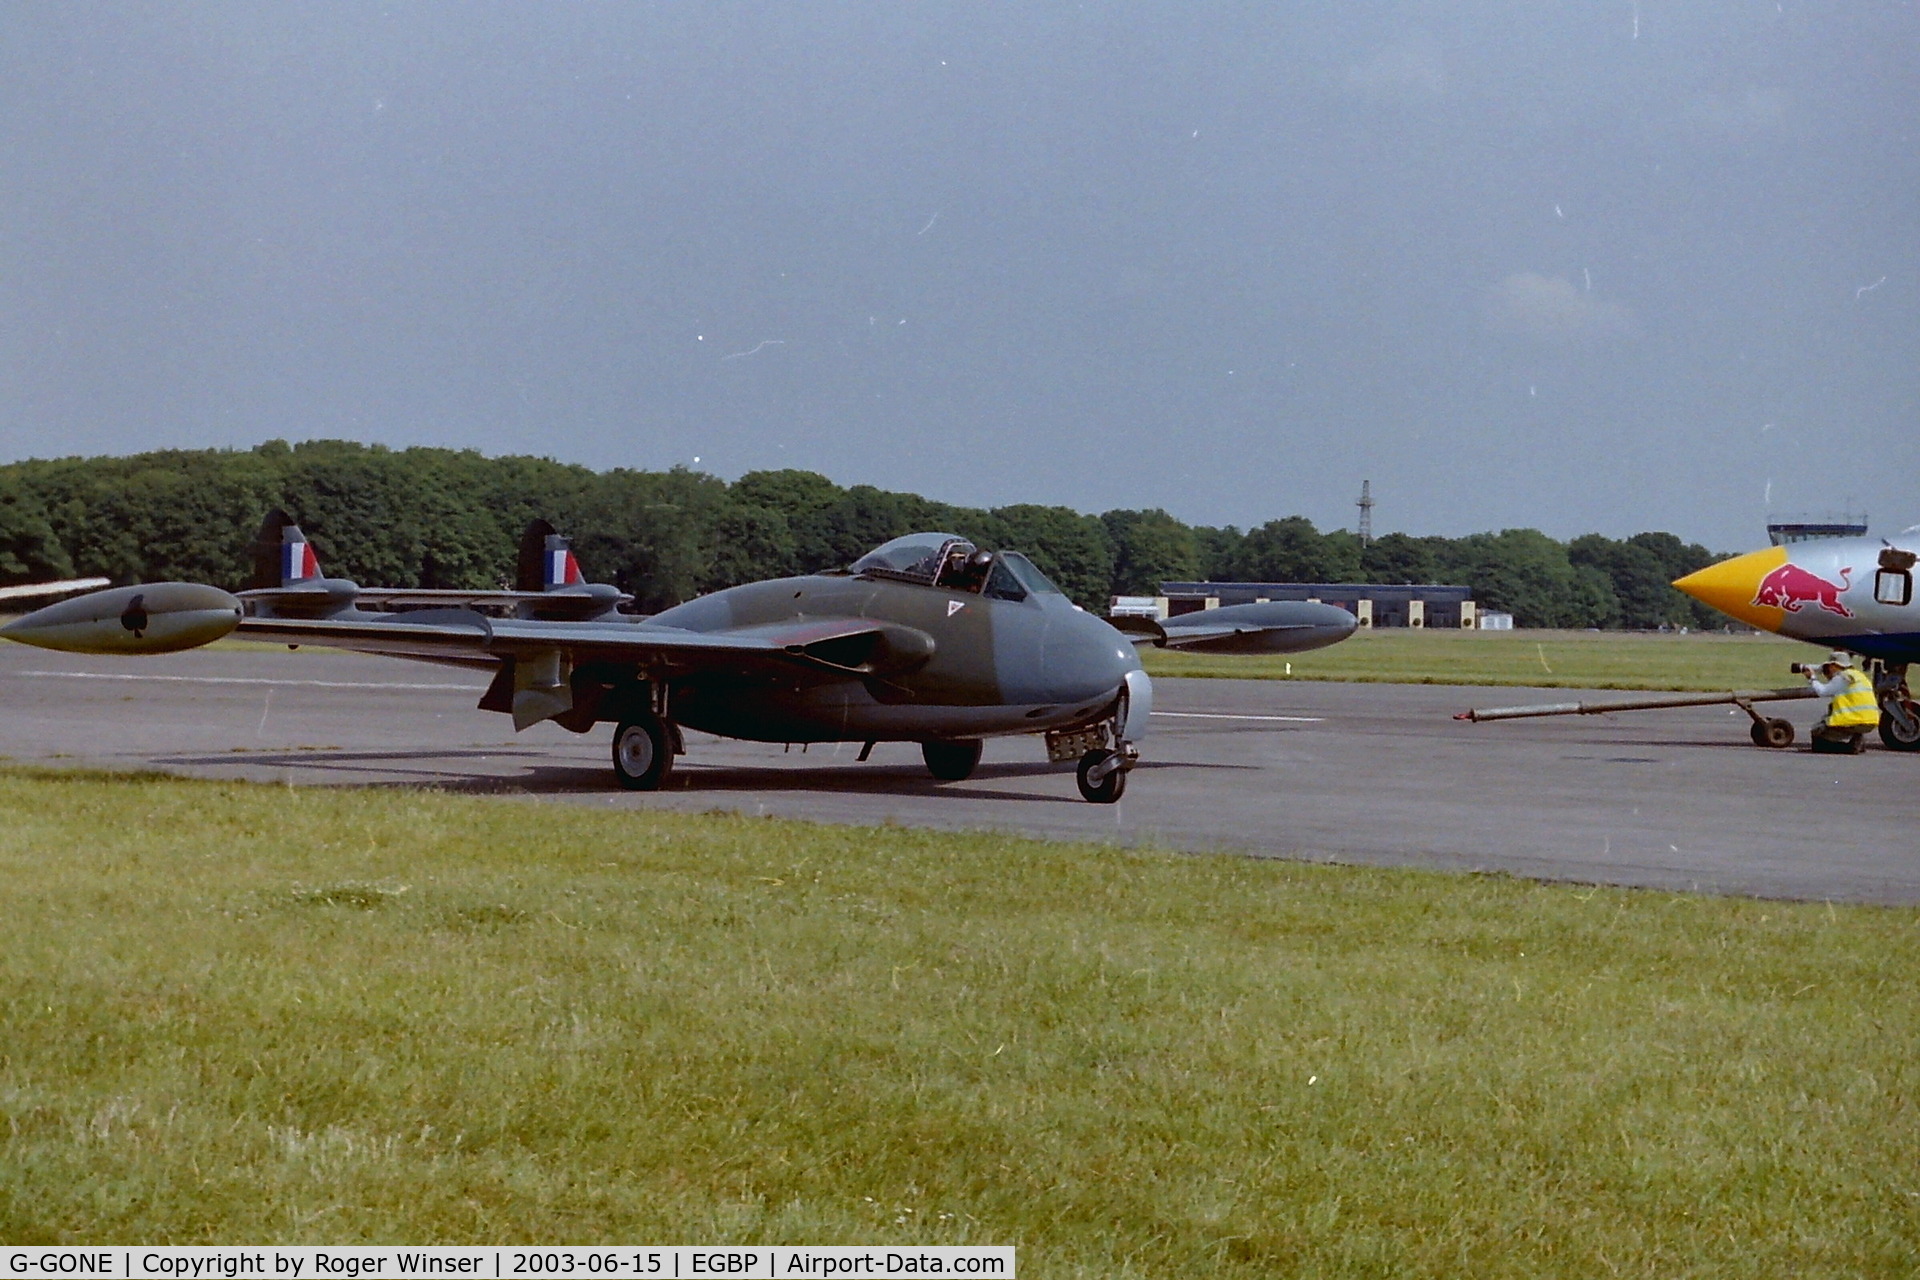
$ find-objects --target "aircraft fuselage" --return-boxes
[1674,534,1920,663]
[649,571,1143,743]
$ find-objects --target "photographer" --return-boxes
[1797,651,1879,754]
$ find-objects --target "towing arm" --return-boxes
[1455,686,1821,748]
[1454,686,1816,723]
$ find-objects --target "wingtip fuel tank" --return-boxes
[1,582,243,655]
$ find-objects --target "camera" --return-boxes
[1789,662,1812,674]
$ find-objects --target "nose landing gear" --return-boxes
[1052,680,1145,804]
[1075,742,1138,803]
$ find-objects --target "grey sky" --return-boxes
[2,2,1914,550]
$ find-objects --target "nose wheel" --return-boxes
[1076,744,1136,804]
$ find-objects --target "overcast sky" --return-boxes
[3,2,1914,550]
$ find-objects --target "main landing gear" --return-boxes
[922,739,983,781]
[612,711,674,790]
[1874,662,1920,752]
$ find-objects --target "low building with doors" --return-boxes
[1141,581,1481,629]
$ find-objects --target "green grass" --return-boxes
[1145,627,1818,690]
[2,770,1916,1276]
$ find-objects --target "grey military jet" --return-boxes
[1110,600,1357,654]
[3,515,1159,801]
[4,512,1362,799]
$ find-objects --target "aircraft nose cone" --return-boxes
[1673,545,1789,630]
[1321,603,1360,643]
[1045,610,1143,702]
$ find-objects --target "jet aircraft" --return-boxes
[1108,599,1357,654]
[1673,530,1920,751]
[2,516,1186,800]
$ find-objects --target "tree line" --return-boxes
[0,440,1729,628]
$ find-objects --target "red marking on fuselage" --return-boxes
[1753,563,1853,617]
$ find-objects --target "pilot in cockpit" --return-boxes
[937,544,994,594]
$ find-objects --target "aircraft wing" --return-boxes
[234,608,935,677]
[0,577,112,604]
[240,584,635,613]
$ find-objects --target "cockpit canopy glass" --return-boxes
[850,533,973,584]
[851,533,1064,600]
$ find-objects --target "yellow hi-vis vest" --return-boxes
[1828,668,1880,729]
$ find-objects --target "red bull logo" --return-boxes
[1753,563,1852,617]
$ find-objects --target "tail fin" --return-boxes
[515,519,585,593]
[250,509,323,590]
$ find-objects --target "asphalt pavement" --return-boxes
[1,642,1911,903]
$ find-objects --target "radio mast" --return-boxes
[1356,480,1374,547]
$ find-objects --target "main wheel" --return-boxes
[1750,718,1795,749]
[611,714,673,790]
[922,739,983,781]
[1879,705,1920,752]
[1076,749,1127,804]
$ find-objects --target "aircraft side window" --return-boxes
[999,552,1064,596]
[982,558,1027,602]
[1875,569,1912,607]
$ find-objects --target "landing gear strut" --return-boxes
[1066,674,1147,804]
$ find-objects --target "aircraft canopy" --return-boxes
[850,533,1063,600]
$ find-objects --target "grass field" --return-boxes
[1,770,1915,1275]
[1144,627,1817,691]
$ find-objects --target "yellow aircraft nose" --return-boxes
[1672,545,1788,631]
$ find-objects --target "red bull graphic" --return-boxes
[1753,563,1852,617]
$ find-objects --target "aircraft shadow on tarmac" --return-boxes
[157,746,551,769]
[148,749,1246,801]
[398,761,1070,804]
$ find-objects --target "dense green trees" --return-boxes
[1103,509,1201,595]
[0,480,72,582]
[0,440,1732,627]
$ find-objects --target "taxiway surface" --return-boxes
[1,643,1909,903]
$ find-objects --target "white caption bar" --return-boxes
[1,1247,1014,1280]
